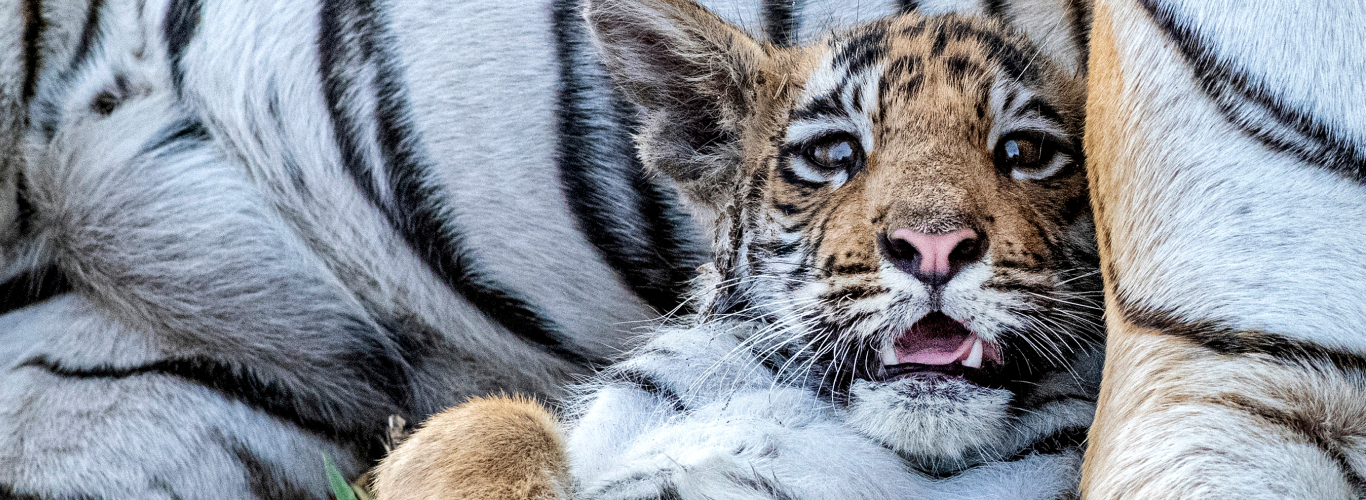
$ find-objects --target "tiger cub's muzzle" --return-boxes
[872,223,1004,384]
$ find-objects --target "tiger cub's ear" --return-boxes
[584,0,767,208]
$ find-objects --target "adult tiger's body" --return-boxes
[376,0,1100,498]
[2,0,710,496]
[1082,0,1366,498]
[0,0,1088,497]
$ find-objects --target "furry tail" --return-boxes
[374,395,572,500]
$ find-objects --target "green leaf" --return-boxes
[323,453,358,500]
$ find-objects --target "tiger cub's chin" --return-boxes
[845,376,1013,474]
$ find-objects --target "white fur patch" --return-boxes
[571,382,1080,500]
[844,377,1013,467]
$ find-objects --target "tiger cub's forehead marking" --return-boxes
[787,17,1057,154]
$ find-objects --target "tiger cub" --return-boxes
[377,0,1097,498]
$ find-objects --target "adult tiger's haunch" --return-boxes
[0,0,704,496]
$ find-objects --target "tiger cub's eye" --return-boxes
[995,132,1058,177]
[803,134,865,176]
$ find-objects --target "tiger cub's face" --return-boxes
[589,0,1100,474]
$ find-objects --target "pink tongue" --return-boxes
[895,313,976,365]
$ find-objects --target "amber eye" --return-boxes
[802,134,865,177]
[995,132,1062,179]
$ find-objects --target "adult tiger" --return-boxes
[0,0,1085,498]
[373,0,1099,498]
[1082,0,1366,498]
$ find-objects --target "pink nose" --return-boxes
[885,228,983,286]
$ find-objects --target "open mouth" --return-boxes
[878,312,1001,381]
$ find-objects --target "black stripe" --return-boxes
[1008,426,1088,459]
[932,17,1040,84]
[162,0,201,92]
[0,484,98,500]
[775,159,825,190]
[657,482,683,500]
[1137,0,1366,184]
[1211,393,1366,496]
[17,355,389,456]
[1120,294,1366,492]
[943,55,985,82]
[881,70,922,103]
[67,0,103,77]
[610,83,701,288]
[724,472,799,500]
[12,169,34,236]
[982,0,1006,18]
[762,0,796,47]
[834,22,889,75]
[1065,0,1091,68]
[36,0,104,140]
[610,368,687,412]
[773,202,801,216]
[1120,300,1366,375]
[631,167,705,312]
[317,0,599,366]
[20,0,43,103]
[929,21,948,56]
[316,1,381,210]
[822,283,885,302]
[898,0,920,13]
[138,118,210,155]
[228,442,318,500]
[591,473,683,500]
[0,264,69,315]
[1016,97,1065,126]
[790,92,843,121]
[551,0,702,315]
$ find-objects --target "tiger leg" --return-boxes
[1082,0,1366,496]
[1083,314,1366,499]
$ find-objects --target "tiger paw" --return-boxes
[373,395,571,500]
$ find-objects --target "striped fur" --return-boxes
[555,1,1097,499]
[1081,0,1366,498]
[0,0,1093,498]
[0,0,704,496]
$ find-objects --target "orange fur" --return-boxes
[373,395,570,500]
